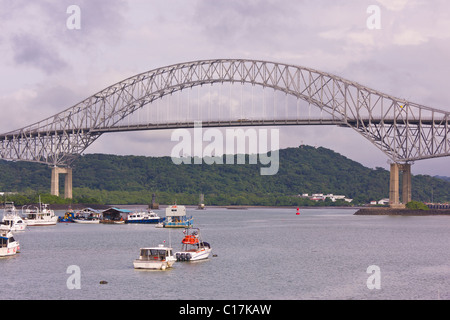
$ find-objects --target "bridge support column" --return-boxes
[389,163,412,208]
[51,167,73,199]
[401,163,412,204]
[389,163,401,208]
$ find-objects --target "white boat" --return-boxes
[73,217,100,224]
[73,208,101,224]
[175,228,212,262]
[22,201,58,226]
[1,202,27,231]
[0,230,20,257]
[133,244,176,270]
[126,210,162,224]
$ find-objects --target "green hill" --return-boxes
[0,146,448,205]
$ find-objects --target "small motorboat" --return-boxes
[175,228,212,262]
[73,216,100,224]
[0,230,20,257]
[133,244,176,270]
[73,208,101,224]
[1,202,27,231]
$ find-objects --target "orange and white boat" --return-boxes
[175,228,211,262]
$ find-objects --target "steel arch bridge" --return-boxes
[1,59,449,204]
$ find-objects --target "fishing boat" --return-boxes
[22,201,58,226]
[0,230,20,257]
[126,210,162,224]
[175,228,212,262]
[133,244,176,270]
[73,208,101,224]
[1,202,27,231]
[162,205,193,228]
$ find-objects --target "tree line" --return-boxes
[1,146,448,206]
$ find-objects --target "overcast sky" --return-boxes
[1,0,449,176]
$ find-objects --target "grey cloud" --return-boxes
[11,34,68,74]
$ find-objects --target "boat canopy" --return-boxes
[102,207,132,220]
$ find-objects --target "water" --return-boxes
[1,207,450,300]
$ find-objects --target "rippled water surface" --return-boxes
[1,207,450,300]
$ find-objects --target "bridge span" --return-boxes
[1,59,449,207]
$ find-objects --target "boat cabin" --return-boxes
[163,205,193,227]
[138,247,173,261]
[76,208,101,219]
[0,233,15,248]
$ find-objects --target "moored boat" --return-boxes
[73,208,101,224]
[0,230,20,257]
[126,210,162,224]
[133,244,176,270]
[58,211,76,223]
[175,228,212,262]
[22,201,58,226]
[162,205,193,228]
[1,202,27,231]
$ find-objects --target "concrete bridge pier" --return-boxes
[389,163,412,208]
[50,167,73,199]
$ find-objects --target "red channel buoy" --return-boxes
[296,207,300,215]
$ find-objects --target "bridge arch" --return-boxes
[1,59,449,167]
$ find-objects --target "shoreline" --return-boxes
[47,204,360,210]
[354,208,450,216]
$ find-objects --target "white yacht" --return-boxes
[133,244,176,270]
[0,230,20,257]
[1,202,27,231]
[175,228,212,262]
[22,201,58,226]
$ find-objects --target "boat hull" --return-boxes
[73,219,100,224]
[100,220,125,224]
[24,218,58,226]
[176,248,212,261]
[133,259,175,270]
[0,245,20,257]
[126,219,162,224]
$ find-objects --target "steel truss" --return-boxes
[1,59,449,166]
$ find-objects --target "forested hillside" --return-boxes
[0,146,448,205]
